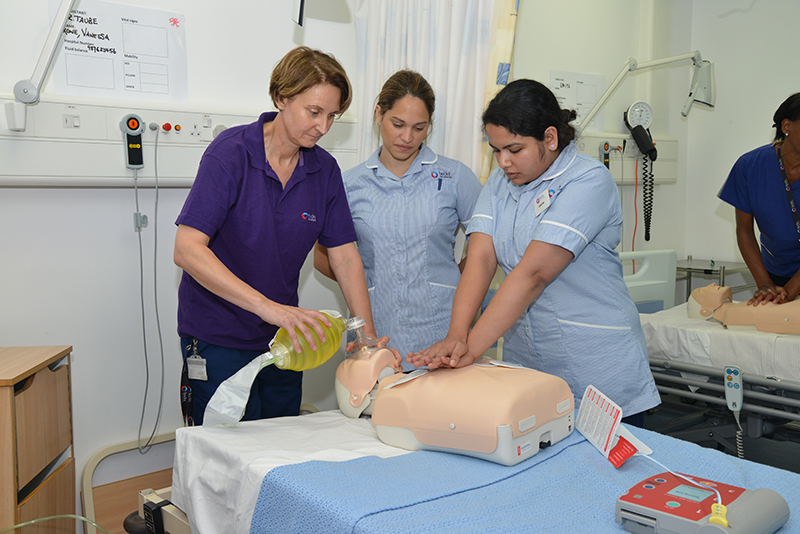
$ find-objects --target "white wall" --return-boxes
[513,0,694,264]
[513,0,799,301]
[0,0,357,528]
[685,0,800,287]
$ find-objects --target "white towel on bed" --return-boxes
[172,411,408,534]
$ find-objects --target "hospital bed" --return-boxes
[160,410,800,534]
[619,249,677,313]
[640,303,800,451]
[617,249,800,452]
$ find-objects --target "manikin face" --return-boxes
[376,95,431,166]
[275,83,341,148]
[485,124,558,185]
[692,283,733,311]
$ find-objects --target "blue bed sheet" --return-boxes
[250,427,799,533]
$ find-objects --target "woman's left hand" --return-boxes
[748,284,788,305]
[407,337,477,369]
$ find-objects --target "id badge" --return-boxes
[534,189,551,216]
[187,355,208,381]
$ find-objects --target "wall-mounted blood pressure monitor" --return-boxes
[623,101,657,161]
[616,471,789,533]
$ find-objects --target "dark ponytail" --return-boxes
[482,79,576,149]
[773,92,800,142]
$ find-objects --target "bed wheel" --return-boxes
[123,511,146,534]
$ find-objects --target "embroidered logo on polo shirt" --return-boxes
[432,170,452,179]
[302,212,317,222]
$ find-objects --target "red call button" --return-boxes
[162,123,172,131]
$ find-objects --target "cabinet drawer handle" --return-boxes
[14,374,35,395]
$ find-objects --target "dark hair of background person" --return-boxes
[773,92,800,142]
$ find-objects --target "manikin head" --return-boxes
[335,348,398,418]
[688,283,733,319]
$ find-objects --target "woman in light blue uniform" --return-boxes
[409,79,659,423]
[316,71,483,370]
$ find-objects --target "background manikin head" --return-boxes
[688,283,733,319]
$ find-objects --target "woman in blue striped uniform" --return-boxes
[408,79,660,425]
[315,71,483,371]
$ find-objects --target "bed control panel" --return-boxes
[724,366,743,412]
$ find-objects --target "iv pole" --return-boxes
[5,0,77,131]
[575,51,715,136]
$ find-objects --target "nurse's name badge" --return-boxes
[534,189,551,216]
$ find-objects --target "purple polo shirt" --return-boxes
[176,112,357,350]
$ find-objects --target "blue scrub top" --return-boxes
[718,143,800,278]
[468,142,660,416]
[344,144,483,369]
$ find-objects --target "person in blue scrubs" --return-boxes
[409,79,660,424]
[719,93,800,306]
[315,71,483,371]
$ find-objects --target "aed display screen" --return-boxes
[667,484,714,502]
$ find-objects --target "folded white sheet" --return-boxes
[171,411,408,534]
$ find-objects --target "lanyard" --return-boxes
[777,144,800,243]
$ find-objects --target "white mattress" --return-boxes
[171,411,408,534]
[640,303,800,381]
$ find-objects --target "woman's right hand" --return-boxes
[748,284,788,306]
[406,336,476,369]
[258,303,332,354]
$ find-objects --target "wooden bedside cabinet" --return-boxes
[0,346,75,533]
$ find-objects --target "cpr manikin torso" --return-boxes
[335,353,574,466]
[688,283,800,334]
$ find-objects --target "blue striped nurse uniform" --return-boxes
[344,144,483,371]
[467,142,660,415]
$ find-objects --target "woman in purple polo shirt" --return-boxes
[173,47,381,425]
[719,93,800,305]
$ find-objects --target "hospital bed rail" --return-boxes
[650,358,800,422]
[649,358,800,453]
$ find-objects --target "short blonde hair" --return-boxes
[269,46,352,114]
